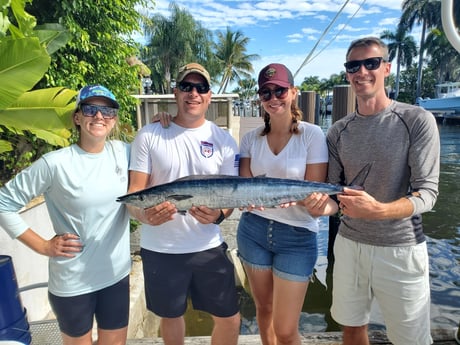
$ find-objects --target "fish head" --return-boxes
[116,192,153,208]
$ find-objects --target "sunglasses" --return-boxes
[258,87,289,102]
[344,57,386,74]
[80,104,118,119]
[177,81,210,94]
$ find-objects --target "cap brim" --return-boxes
[259,80,292,89]
[79,96,119,109]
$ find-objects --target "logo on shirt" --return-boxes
[200,141,214,158]
[234,154,240,168]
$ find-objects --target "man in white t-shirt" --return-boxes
[128,63,241,345]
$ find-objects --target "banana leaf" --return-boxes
[0,37,51,109]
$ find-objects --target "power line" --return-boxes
[293,0,366,78]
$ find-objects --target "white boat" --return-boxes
[417,82,460,113]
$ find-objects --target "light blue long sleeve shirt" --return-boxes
[0,141,131,296]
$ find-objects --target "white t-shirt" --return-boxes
[129,120,239,253]
[239,121,328,232]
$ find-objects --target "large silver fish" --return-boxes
[117,175,345,212]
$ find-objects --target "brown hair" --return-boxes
[345,36,389,61]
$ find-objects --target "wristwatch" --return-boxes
[213,210,226,225]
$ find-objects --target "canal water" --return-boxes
[183,120,460,336]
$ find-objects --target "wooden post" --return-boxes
[300,91,316,124]
[332,85,356,122]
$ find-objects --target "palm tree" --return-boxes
[424,28,460,83]
[232,78,258,101]
[400,0,440,100]
[142,2,213,93]
[214,28,259,94]
[381,26,417,100]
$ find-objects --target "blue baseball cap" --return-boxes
[75,85,119,109]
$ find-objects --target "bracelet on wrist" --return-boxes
[213,209,226,225]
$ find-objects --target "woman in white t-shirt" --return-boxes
[237,64,337,345]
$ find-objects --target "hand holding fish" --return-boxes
[140,201,177,225]
[338,187,380,219]
[189,206,222,224]
[301,192,334,217]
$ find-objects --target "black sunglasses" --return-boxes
[177,81,210,94]
[80,104,118,119]
[258,87,289,102]
[344,57,386,74]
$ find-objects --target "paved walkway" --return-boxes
[126,329,458,344]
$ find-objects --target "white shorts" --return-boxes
[331,234,432,345]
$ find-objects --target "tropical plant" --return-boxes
[398,64,436,102]
[214,27,260,94]
[231,78,258,100]
[25,0,146,125]
[400,0,442,100]
[142,2,214,93]
[381,26,418,100]
[425,28,460,84]
[0,0,74,156]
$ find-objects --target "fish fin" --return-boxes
[169,194,194,201]
[348,162,373,188]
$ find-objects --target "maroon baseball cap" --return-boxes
[258,63,294,89]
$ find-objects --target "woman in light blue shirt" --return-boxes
[0,85,131,345]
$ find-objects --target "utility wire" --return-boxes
[307,0,367,66]
[293,0,365,78]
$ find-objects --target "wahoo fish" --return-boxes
[117,175,346,212]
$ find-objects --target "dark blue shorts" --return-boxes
[237,212,318,282]
[48,275,129,337]
[141,243,239,318]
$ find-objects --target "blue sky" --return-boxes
[141,0,419,86]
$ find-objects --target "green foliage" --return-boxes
[0,0,74,162]
[214,27,260,94]
[142,2,214,93]
[398,64,436,103]
[381,25,418,100]
[0,127,57,185]
[231,78,257,100]
[26,0,147,126]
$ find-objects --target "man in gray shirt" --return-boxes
[327,37,440,345]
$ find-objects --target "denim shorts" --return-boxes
[237,212,318,282]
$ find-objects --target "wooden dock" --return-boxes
[126,329,458,344]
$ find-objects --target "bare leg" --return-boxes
[342,325,370,345]
[244,265,275,345]
[272,275,308,345]
[61,329,92,345]
[95,327,128,345]
[160,316,186,345]
[211,313,240,345]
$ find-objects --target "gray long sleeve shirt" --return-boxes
[327,101,440,246]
